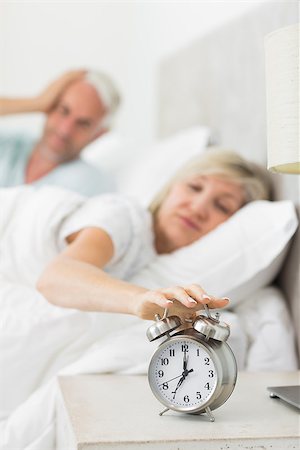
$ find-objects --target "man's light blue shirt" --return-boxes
[0,134,115,197]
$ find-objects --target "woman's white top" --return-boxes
[0,186,156,286]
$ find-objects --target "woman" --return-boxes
[35,147,273,320]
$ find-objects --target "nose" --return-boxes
[57,117,75,138]
[189,193,210,220]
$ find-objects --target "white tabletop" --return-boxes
[57,371,300,450]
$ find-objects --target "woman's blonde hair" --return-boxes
[149,147,273,215]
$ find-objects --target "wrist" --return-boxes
[0,97,44,116]
[129,288,149,318]
[32,96,48,113]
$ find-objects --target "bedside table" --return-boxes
[56,371,300,450]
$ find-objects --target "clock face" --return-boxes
[148,336,218,411]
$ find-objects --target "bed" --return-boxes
[157,0,299,360]
[0,2,299,450]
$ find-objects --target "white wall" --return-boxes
[134,1,262,141]
[0,1,262,146]
[0,2,137,139]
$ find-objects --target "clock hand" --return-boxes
[158,369,194,387]
[172,368,194,400]
[158,373,183,386]
[183,351,188,372]
[172,375,186,399]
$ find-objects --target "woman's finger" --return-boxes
[183,284,207,304]
[136,287,230,321]
[206,297,230,309]
[184,285,230,309]
[159,286,198,308]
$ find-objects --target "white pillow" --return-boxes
[82,132,136,176]
[117,126,210,205]
[82,127,210,204]
[130,200,298,307]
[235,286,298,371]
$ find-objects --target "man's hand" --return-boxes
[0,70,86,116]
[35,69,86,113]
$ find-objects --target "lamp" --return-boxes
[265,23,299,174]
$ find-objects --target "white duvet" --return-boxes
[0,188,298,450]
[0,280,297,450]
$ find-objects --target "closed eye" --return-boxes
[77,119,92,129]
[187,183,203,192]
[215,201,233,215]
[58,105,69,116]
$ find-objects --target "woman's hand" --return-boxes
[133,284,229,320]
[35,69,86,113]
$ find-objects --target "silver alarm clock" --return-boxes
[146,305,237,421]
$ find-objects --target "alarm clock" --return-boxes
[146,305,237,421]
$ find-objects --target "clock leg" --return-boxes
[159,407,169,416]
[205,407,215,422]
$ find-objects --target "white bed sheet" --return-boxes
[0,187,297,449]
[0,275,297,450]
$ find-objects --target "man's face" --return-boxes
[40,80,107,162]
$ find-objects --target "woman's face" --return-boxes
[154,174,245,254]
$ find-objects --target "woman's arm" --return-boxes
[37,227,229,320]
[0,70,85,116]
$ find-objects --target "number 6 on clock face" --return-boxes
[148,336,220,412]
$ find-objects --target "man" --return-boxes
[0,69,121,196]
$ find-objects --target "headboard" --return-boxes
[158,2,299,359]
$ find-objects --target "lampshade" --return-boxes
[265,23,299,174]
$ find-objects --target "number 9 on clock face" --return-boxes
[148,336,220,413]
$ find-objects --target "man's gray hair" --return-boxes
[85,70,121,129]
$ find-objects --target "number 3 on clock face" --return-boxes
[148,336,219,413]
